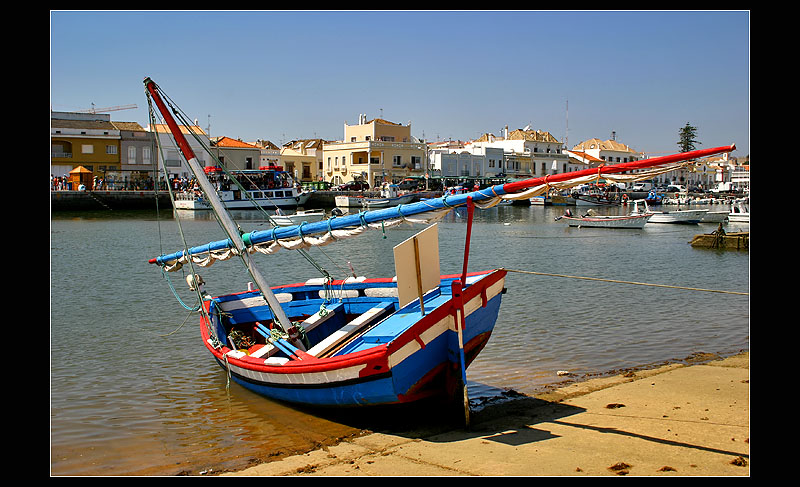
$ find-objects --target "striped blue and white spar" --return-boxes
[149,144,736,268]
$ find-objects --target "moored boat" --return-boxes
[270,208,326,226]
[174,169,311,210]
[700,210,730,223]
[728,200,750,223]
[631,199,707,224]
[556,208,653,229]
[144,76,736,417]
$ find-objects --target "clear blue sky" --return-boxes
[51,10,750,157]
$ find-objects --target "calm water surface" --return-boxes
[50,203,750,475]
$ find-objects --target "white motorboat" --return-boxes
[728,200,750,223]
[556,208,653,229]
[631,200,707,224]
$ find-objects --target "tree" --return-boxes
[677,123,700,153]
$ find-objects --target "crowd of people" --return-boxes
[51,174,158,191]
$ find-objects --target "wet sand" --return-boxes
[222,352,749,476]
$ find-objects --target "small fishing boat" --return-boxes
[144,77,735,418]
[555,208,653,229]
[270,208,326,226]
[631,200,707,224]
[689,224,749,250]
[645,190,663,205]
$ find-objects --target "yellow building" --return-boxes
[322,115,426,187]
[51,112,121,179]
[280,139,325,182]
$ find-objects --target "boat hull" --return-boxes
[700,211,730,223]
[270,210,326,226]
[728,214,749,223]
[562,213,652,229]
[175,190,311,210]
[648,209,708,224]
[201,270,507,407]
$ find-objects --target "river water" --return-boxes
[50,203,749,475]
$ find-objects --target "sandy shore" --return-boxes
[223,352,749,476]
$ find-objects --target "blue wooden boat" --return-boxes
[144,77,736,419]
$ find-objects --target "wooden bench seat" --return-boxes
[306,301,395,358]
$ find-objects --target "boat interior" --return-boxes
[207,275,482,364]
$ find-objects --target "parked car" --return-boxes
[397,178,421,191]
[336,180,369,191]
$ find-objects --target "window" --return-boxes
[106,145,117,154]
[128,146,136,163]
[143,147,151,164]
[82,144,94,154]
[393,155,402,166]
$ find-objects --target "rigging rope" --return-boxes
[504,268,749,296]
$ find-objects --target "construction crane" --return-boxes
[75,103,137,114]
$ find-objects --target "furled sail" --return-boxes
[150,144,736,271]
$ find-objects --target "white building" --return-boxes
[147,123,211,179]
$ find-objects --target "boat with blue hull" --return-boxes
[203,270,506,406]
[144,76,735,421]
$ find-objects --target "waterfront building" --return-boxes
[210,136,262,171]
[697,152,749,192]
[281,139,325,183]
[252,139,282,170]
[478,127,568,177]
[111,121,154,189]
[51,111,121,180]
[322,115,426,187]
[571,136,641,164]
[570,136,645,186]
[147,123,210,180]
[431,126,576,179]
[428,143,505,178]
